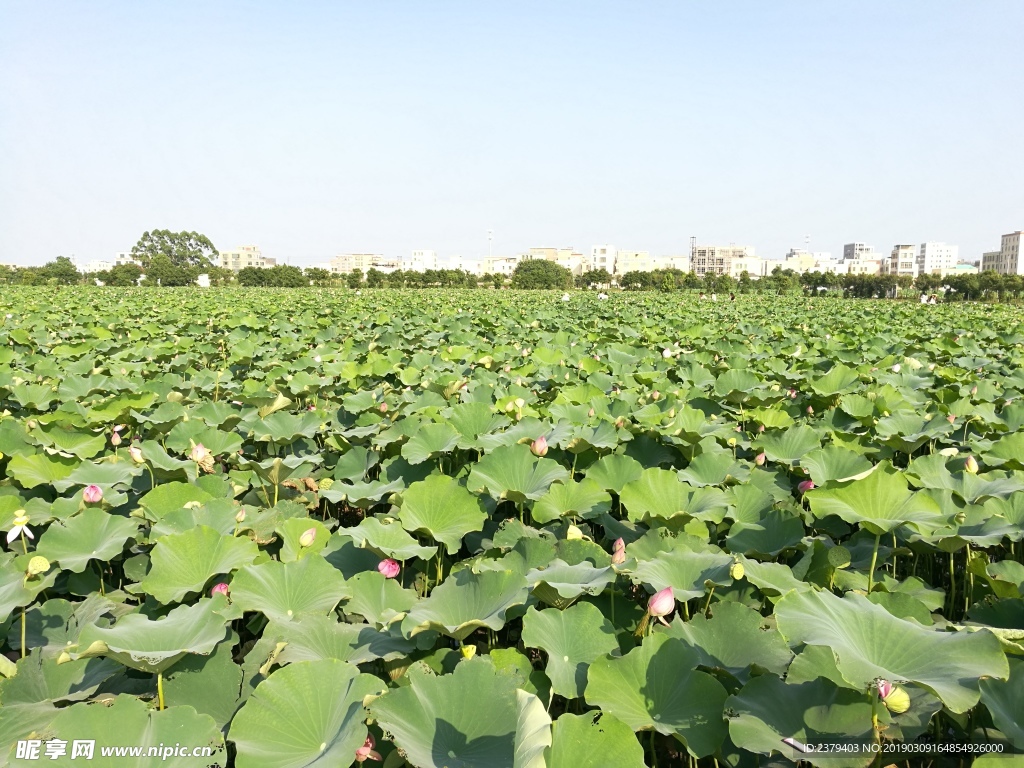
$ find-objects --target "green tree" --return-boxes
[490,272,506,289]
[237,267,267,287]
[305,267,333,286]
[510,259,572,289]
[130,230,218,269]
[39,256,81,285]
[205,266,236,286]
[365,268,386,288]
[346,269,364,289]
[105,263,144,286]
[738,271,753,293]
[144,254,197,286]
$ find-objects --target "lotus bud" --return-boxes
[354,733,382,763]
[110,431,122,447]
[797,480,815,493]
[971,385,978,396]
[503,365,511,373]
[83,485,103,504]
[648,587,675,619]
[514,398,525,409]
[965,455,979,474]
[26,556,50,577]
[928,363,936,371]
[211,582,229,597]
[755,452,766,466]
[298,528,317,548]
[588,408,595,417]
[378,402,388,414]
[651,390,660,401]
[615,418,625,429]
[946,414,955,424]
[806,406,814,415]
[892,364,901,373]
[611,538,626,565]
[788,389,797,400]
[129,445,144,463]
[566,524,584,541]
[377,558,400,579]
[235,508,247,523]
[758,424,765,433]
[662,348,673,359]
[191,443,215,473]
[530,436,548,457]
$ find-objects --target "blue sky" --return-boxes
[1,1,1022,266]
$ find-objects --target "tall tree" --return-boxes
[510,259,572,289]
[130,230,218,269]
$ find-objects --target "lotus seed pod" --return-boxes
[26,556,50,577]
[83,485,103,504]
[729,561,745,580]
[319,477,334,490]
[827,545,852,569]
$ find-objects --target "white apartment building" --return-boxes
[330,253,401,275]
[980,232,1024,275]
[527,247,587,276]
[883,245,919,278]
[917,242,960,276]
[77,252,141,273]
[690,244,756,277]
[590,245,616,274]
[649,254,691,272]
[406,250,437,272]
[614,250,653,275]
[729,255,763,279]
[841,243,884,275]
[218,245,276,271]
[440,255,483,275]
[484,256,521,276]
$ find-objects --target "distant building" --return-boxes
[759,259,785,276]
[406,250,437,272]
[784,249,834,274]
[917,242,960,276]
[883,245,919,278]
[690,244,756,277]
[483,256,521,277]
[590,245,616,274]
[841,243,884,275]
[980,232,1024,275]
[218,245,276,271]
[528,247,587,276]
[649,254,691,272]
[330,253,400,274]
[440,255,483,275]
[614,250,653,275]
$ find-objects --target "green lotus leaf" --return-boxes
[230,556,348,623]
[731,557,811,599]
[467,443,571,503]
[32,423,106,459]
[520,603,619,698]
[369,657,551,768]
[526,560,616,609]
[342,571,418,627]
[585,632,728,757]
[445,401,509,448]
[74,596,232,674]
[583,453,644,493]
[531,478,611,524]
[800,445,874,486]
[6,452,78,490]
[51,459,143,493]
[401,422,462,464]
[725,509,804,557]
[163,636,243,728]
[677,450,747,487]
[621,468,729,523]
[275,517,331,562]
[806,462,947,535]
[632,548,734,601]
[14,594,121,657]
[0,655,121,705]
[0,555,60,624]
[775,589,1009,713]
[139,482,215,520]
[344,515,437,561]
[402,568,529,641]
[398,474,488,554]
[982,432,1024,470]
[229,659,384,768]
[548,712,646,768]
[7,696,225,768]
[714,369,762,400]
[662,602,793,683]
[809,363,861,397]
[246,411,322,444]
[264,614,414,666]
[979,658,1024,749]
[726,675,877,768]
[35,509,140,573]
[755,425,821,464]
[132,526,258,604]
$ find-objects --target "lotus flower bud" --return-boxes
[503,365,511,373]
[235,509,247,523]
[530,435,548,457]
[129,445,144,463]
[378,402,388,414]
[965,455,979,474]
[755,452,766,466]
[377,558,400,578]
[588,408,595,417]
[797,480,815,493]
[110,431,122,447]
[946,414,955,424]
[515,397,525,409]
[611,538,626,565]
[788,389,797,400]
[298,528,317,547]
[83,485,103,504]
[892,364,901,373]
[26,556,50,577]
[648,587,675,619]
[662,348,673,359]
[877,679,911,713]
[758,424,765,433]
[651,391,660,401]
[211,582,229,597]
[354,733,382,763]
[971,385,978,396]
[566,524,584,541]
[806,406,814,415]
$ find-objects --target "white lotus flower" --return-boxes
[6,512,32,544]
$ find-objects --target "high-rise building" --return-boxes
[690,244,756,277]
[218,245,276,271]
[980,232,1024,275]
[917,242,960,276]
[590,245,616,274]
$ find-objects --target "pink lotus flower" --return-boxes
[806,406,814,415]
[355,733,382,763]
[797,480,815,493]
[191,443,210,463]
[965,456,979,474]
[611,538,626,565]
[377,558,400,579]
[83,485,103,504]
[788,389,797,399]
[877,679,894,699]
[648,586,675,620]
[110,431,122,447]
[379,402,388,414]
[755,452,766,466]
[530,435,548,457]
[758,424,765,433]
[946,414,955,424]
[211,583,229,597]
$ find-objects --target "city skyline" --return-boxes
[2,2,1022,267]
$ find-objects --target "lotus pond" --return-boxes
[1,288,1023,767]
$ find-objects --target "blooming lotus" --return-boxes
[892,364,901,373]
[298,528,317,548]
[379,402,388,414]
[83,485,103,504]
[662,348,673,359]
[530,435,548,457]
[377,558,400,579]
[354,733,382,763]
[7,512,33,544]
[211,583,229,597]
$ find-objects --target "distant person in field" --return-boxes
[699,292,706,300]
[920,293,928,304]
[711,293,717,302]
[730,293,736,301]
[929,294,938,304]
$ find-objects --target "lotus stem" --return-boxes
[704,586,716,616]
[95,560,105,595]
[21,607,27,659]
[145,462,156,490]
[157,671,165,711]
[867,532,881,594]
[948,552,956,618]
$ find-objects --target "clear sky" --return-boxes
[2,1,1022,267]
